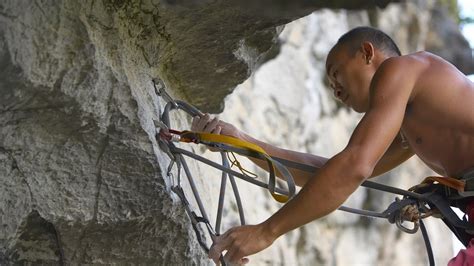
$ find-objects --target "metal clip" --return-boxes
[154,119,169,131]
[152,78,178,108]
[167,160,175,178]
[393,198,420,234]
[396,217,419,234]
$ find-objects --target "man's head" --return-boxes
[326,27,401,112]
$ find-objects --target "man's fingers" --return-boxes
[223,249,235,265]
[196,114,211,131]
[209,245,226,265]
[191,116,199,131]
[223,246,242,265]
[222,234,243,264]
[209,236,230,264]
[204,117,219,133]
[209,228,238,264]
[208,243,221,264]
[212,126,222,135]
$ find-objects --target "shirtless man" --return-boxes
[191,27,474,265]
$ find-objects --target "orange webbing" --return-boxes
[420,176,466,192]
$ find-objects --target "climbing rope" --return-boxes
[152,78,474,266]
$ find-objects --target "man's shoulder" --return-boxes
[370,53,427,101]
[389,51,452,71]
[380,52,432,70]
[373,51,458,102]
[374,52,433,86]
[374,54,424,82]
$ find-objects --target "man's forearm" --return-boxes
[238,132,329,187]
[262,150,369,239]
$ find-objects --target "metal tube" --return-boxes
[180,155,210,222]
[337,206,388,219]
[223,154,246,225]
[361,180,423,199]
[215,152,228,234]
[173,147,290,195]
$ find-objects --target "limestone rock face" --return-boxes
[0,0,201,264]
[0,0,471,265]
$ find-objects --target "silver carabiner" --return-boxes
[396,216,419,234]
[153,78,178,108]
[154,119,169,131]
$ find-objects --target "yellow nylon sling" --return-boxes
[180,131,292,203]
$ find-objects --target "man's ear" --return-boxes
[361,42,374,64]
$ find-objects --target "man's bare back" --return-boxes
[400,52,474,176]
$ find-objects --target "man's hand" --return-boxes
[209,223,275,265]
[191,114,241,138]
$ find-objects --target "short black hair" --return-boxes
[336,26,401,56]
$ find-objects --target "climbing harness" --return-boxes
[152,78,474,266]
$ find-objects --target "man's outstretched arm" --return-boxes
[241,130,414,186]
[208,57,419,264]
[192,114,329,186]
[193,115,413,188]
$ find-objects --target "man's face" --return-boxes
[325,44,373,113]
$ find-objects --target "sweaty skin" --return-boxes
[395,52,474,176]
[193,41,474,264]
